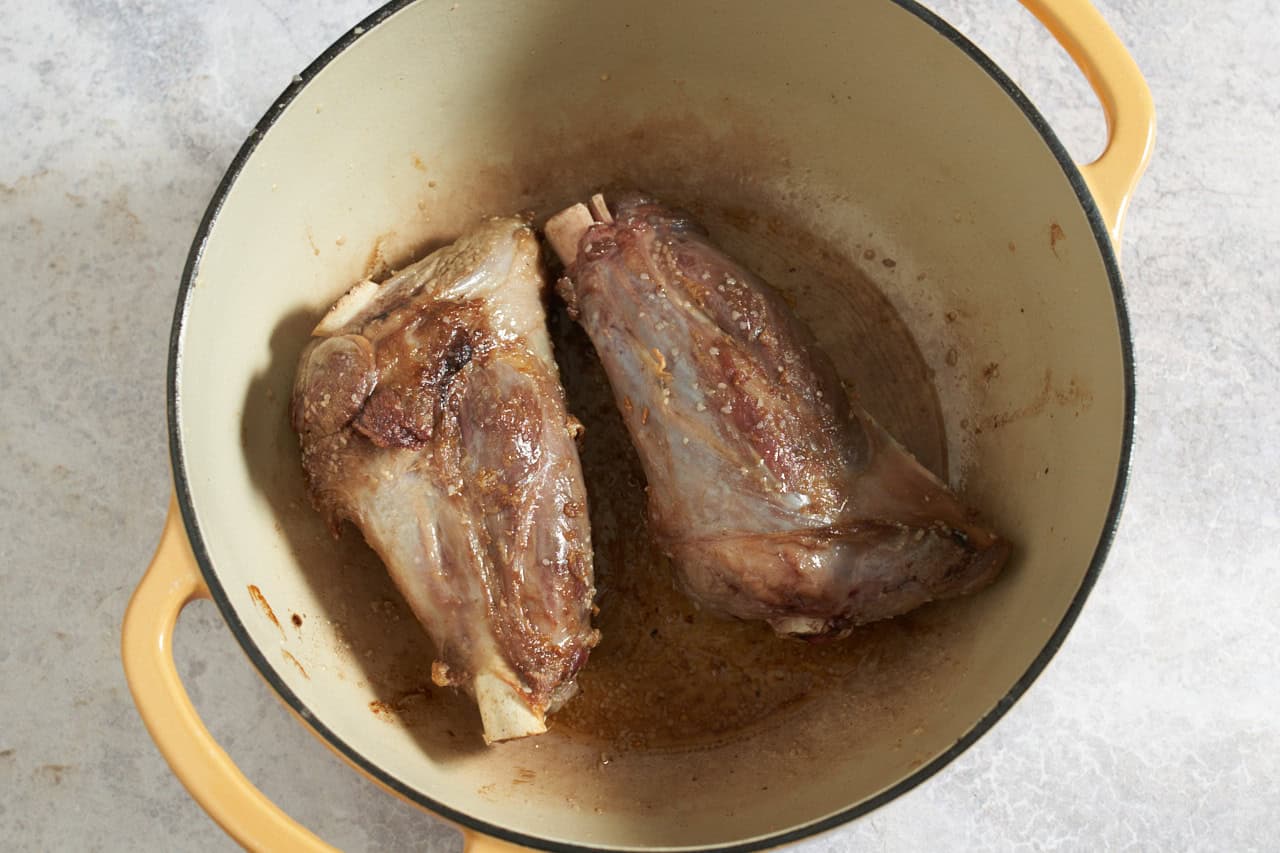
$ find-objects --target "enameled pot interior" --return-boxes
[172,0,1128,849]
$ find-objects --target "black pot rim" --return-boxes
[166,1,1135,850]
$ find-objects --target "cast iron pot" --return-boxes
[123,1,1154,849]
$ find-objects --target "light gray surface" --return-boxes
[1,1,1276,850]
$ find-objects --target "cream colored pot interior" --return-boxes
[175,0,1126,848]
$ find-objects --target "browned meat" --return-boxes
[548,194,1008,639]
[292,217,598,742]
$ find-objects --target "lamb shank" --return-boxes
[547,193,1008,639]
[292,217,597,742]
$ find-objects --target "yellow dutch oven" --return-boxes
[122,0,1154,850]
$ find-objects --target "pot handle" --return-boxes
[122,497,338,853]
[1019,0,1156,247]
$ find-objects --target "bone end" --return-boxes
[545,203,595,267]
[312,279,381,336]
[588,193,614,224]
[474,671,547,745]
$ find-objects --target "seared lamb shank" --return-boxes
[547,194,1008,639]
[292,217,597,742]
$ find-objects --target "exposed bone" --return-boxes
[474,671,547,744]
[589,193,614,224]
[544,202,595,266]
[312,279,381,336]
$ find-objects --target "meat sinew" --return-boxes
[292,217,598,742]
[547,194,1009,639]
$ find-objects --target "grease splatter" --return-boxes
[247,585,284,637]
[1049,222,1065,257]
[363,234,391,280]
[282,650,309,679]
[976,369,1092,433]
[368,687,435,721]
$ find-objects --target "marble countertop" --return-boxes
[2,1,1276,849]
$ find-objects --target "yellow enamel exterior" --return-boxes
[121,499,338,852]
[122,0,1155,850]
[1021,0,1157,247]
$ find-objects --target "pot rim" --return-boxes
[166,1,1135,849]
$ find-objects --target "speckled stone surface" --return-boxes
[2,1,1276,850]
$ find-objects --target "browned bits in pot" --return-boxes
[282,650,309,680]
[1049,221,1066,256]
[246,584,283,637]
